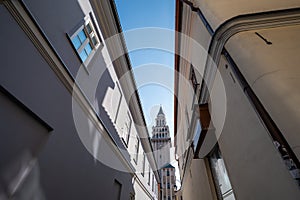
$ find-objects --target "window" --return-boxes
[189,64,199,92]
[113,179,122,200]
[185,106,190,131]
[129,193,135,200]
[167,170,170,176]
[208,145,235,200]
[148,165,151,185]
[142,153,145,176]
[192,119,201,152]
[122,112,132,146]
[113,83,122,123]
[70,15,100,63]
[152,174,155,191]
[133,137,139,164]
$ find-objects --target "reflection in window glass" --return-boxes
[86,23,92,34]
[70,18,100,63]
[84,43,92,55]
[209,146,235,200]
[193,119,201,151]
[78,30,87,42]
[92,36,98,46]
[72,36,81,50]
[79,50,88,62]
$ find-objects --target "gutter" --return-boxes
[174,0,182,156]
[108,0,161,182]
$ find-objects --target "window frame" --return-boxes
[208,145,236,200]
[68,14,101,68]
[152,174,155,191]
[123,112,132,146]
[133,136,139,164]
[148,165,151,185]
[189,64,199,93]
[141,153,145,176]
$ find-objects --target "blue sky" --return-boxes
[114,0,175,134]
[115,0,175,29]
[114,0,180,186]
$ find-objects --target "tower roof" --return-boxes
[162,163,175,169]
[158,106,164,115]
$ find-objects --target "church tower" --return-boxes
[151,106,171,169]
[151,106,176,200]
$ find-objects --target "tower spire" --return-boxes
[158,105,164,115]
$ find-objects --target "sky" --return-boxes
[114,0,181,187]
[114,0,175,136]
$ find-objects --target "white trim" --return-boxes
[69,16,100,71]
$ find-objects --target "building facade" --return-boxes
[174,0,300,200]
[151,107,176,200]
[0,0,159,199]
[161,164,176,200]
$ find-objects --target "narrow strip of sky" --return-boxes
[115,1,180,187]
[114,0,175,133]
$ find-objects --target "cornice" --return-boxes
[199,7,300,103]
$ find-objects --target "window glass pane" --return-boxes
[84,43,92,56]
[134,137,139,163]
[71,36,81,50]
[210,147,235,200]
[86,23,92,34]
[78,30,87,43]
[79,50,88,62]
[142,153,145,176]
[193,119,202,151]
[148,165,151,185]
[92,36,98,46]
[211,156,231,194]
